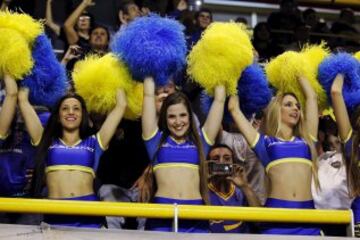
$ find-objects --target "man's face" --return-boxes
[197,11,211,29]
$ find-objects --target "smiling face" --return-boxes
[280,94,301,128]
[59,98,83,132]
[166,102,190,141]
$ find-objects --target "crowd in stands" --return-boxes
[1,0,360,237]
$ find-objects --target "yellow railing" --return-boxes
[0,198,351,224]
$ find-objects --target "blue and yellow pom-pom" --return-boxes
[111,15,186,87]
[0,11,43,45]
[21,34,67,107]
[73,54,133,114]
[0,28,33,79]
[187,22,253,96]
[265,46,328,110]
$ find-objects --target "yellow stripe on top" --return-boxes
[0,132,8,140]
[202,128,214,146]
[153,163,199,171]
[142,128,159,141]
[45,165,95,177]
[208,182,235,201]
[265,158,312,173]
[224,221,243,231]
[250,133,260,148]
[96,133,107,151]
[342,129,353,143]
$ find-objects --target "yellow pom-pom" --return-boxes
[0,11,43,45]
[73,54,133,114]
[187,22,253,96]
[354,51,360,62]
[301,43,329,110]
[265,49,328,110]
[124,82,143,120]
[0,28,33,79]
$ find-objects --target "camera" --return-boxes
[208,161,234,176]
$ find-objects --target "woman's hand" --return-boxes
[228,95,240,114]
[116,88,127,109]
[18,87,30,103]
[331,74,344,95]
[3,74,18,96]
[82,0,95,7]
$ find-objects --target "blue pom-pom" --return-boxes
[201,64,272,121]
[21,34,67,107]
[318,53,360,113]
[111,15,186,86]
[238,64,272,117]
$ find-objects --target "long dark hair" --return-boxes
[31,93,92,197]
[139,92,209,204]
[344,106,360,197]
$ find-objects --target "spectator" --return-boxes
[267,0,302,45]
[286,22,311,51]
[302,8,330,44]
[187,8,212,49]
[252,22,284,62]
[63,0,95,47]
[235,17,247,25]
[207,144,261,233]
[331,8,359,50]
[118,0,141,30]
[61,25,110,80]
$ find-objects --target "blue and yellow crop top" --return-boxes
[45,134,105,177]
[251,133,313,173]
[143,128,212,171]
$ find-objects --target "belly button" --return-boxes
[293,193,296,198]
[70,192,75,197]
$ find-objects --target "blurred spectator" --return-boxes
[63,0,95,47]
[187,8,212,49]
[286,22,311,51]
[252,22,284,62]
[118,0,142,30]
[330,8,359,50]
[61,25,110,88]
[207,144,261,233]
[235,17,247,25]
[302,8,330,44]
[267,0,302,45]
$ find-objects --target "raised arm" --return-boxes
[228,95,258,146]
[202,85,226,144]
[98,89,127,149]
[0,74,18,138]
[330,74,351,141]
[298,76,318,139]
[18,88,43,145]
[45,0,60,36]
[142,77,158,139]
[63,0,94,45]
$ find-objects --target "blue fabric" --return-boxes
[0,131,35,196]
[44,194,104,228]
[352,197,360,224]
[145,196,209,232]
[260,198,321,235]
[144,129,210,166]
[252,135,312,168]
[46,135,103,171]
[209,184,249,233]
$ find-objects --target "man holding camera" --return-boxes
[207,144,261,233]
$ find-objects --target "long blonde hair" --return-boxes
[265,93,320,188]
